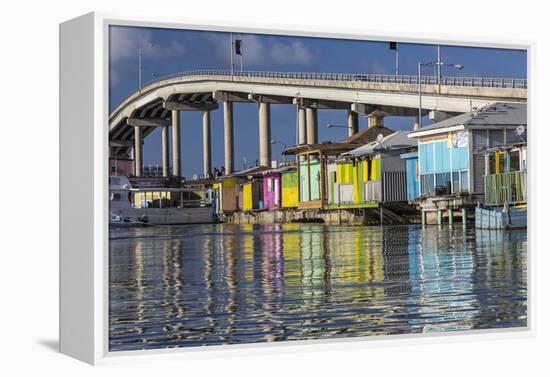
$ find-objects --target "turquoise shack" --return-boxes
[408,102,526,202]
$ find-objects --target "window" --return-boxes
[510,151,520,172]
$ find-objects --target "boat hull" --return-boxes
[113,207,214,225]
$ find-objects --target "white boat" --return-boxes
[109,176,215,226]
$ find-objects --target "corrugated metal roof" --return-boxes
[283,125,397,156]
[339,125,396,144]
[409,102,526,136]
[226,165,272,178]
[263,165,296,174]
[342,131,418,158]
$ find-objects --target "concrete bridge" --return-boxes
[109,70,527,178]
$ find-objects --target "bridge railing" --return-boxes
[145,70,527,89]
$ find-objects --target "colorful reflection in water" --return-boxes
[109,224,527,351]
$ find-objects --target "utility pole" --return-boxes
[437,44,441,85]
[230,33,234,75]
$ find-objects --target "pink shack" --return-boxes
[262,166,295,210]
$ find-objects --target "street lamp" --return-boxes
[271,140,288,162]
[138,43,154,91]
[417,61,463,128]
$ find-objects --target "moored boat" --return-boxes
[109,176,215,225]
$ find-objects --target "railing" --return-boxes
[382,171,407,202]
[484,171,527,206]
[144,69,527,89]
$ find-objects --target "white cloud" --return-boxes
[109,68,120,86]
[240,35,265,65]
[269,41,314,65]
[370,60,388,74]
[110,27,154,63]
[110,28,186,61]
[109,27,187,87]
[205,34,316,69]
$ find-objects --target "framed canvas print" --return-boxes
[60,12,531,365]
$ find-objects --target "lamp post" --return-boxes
[230,33,234,76]
[138,43,154,92]
[417,61,463,128]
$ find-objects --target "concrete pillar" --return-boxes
[306,107,318,144]
[421,210,427,226]
[223,101,234,175]
[437,209,443,225]
[259,102,271,167]
[133,126,142,177]
[448,209,454,225]
[298,107,307,144]
[297,107,307,162]
[171,110,181,177]
[161,126,169,177]
[462,208,468,226]
[413,115,420,130]
[347,110,359,136]
[202,111,212,178]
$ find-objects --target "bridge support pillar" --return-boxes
[347,110,358,136]
[161,125,170,177]
[297,107,307,162]
[298,107,307,144]
[259,102,271,167]
[133,126,142,177]
[413,115,420,130]
[171,110,181,177]
[306,107,318,144]
[223,101,234,175]
[203,111,212,178]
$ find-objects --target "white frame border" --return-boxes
[60,11,534,365]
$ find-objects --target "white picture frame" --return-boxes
[59,12,533,365]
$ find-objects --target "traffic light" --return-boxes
[235,39,242,55]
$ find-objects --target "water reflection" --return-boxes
[109,224,527,351]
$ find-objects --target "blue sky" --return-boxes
[109,26,527,177]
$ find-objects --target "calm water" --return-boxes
[109,224,527,351]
